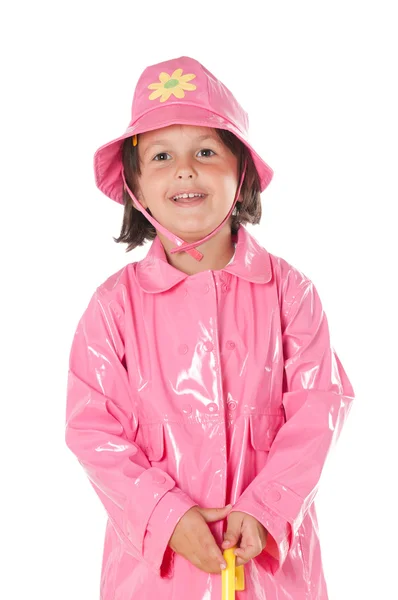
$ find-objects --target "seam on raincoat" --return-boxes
[136,412,285,426]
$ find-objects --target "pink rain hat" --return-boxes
[94,55,274,204]
[93,55,274,261]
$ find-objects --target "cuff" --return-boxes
[123,467,176,553]
[144,486,198,578]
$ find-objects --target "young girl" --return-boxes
[65,55,355,599]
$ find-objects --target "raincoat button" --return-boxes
[222,284,229,292]
[227,340,235,349]
[204,284,210,293]
[204,341,214,352]
[182,404,192,414]
[207,403,218,413]
[227,400,237,411]
[178,344,188,355]
[152,474,166,484]
[269,490,281,502]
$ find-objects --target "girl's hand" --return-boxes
[168,504,232,574]
[221,510,268,567]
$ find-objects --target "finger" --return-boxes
[233,543,257,566]
[200,531,228,570]
[221,523,241,550]
[222,513,243,548]
[222,530,241,549]
[221,521,241,548]
[199,505,232,523]
[235,552,250,566]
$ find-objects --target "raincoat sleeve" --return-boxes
[64,287,198,578]
[231,268,355,575]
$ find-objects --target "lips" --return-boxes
[170,194,207,208]
[173,194,206,202]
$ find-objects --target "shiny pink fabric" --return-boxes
[65,225,355,599]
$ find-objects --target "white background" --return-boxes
[1,1,397,599]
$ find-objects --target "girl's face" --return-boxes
[134,124,239,241]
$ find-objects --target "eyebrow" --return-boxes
[142,134,218,156]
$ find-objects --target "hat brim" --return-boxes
[94,103,273,204]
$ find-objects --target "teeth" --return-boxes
[173,193,205,201]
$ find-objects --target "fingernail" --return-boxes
[224,541,230,546]
[225,504,232,509]
[220,563,227,570]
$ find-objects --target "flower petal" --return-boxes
[148,88,164,100]
[159,72,171,83]
[180,74,196,82]
[159,90,173,102]
[148,83,162,90]
[172,87,185,99]
[171,68,183,79]
[179,83,196,91]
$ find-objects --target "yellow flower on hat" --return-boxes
[148,68,196,103]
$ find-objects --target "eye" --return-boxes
[152,148,216,161]
[198,149,215,158]
[153,152,171,161]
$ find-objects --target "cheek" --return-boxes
[140,174,167,199]
[219,173,239,201]
[218,161,239,189]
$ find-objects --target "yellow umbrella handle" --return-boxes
[222,546,245,599]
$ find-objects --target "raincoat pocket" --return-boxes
[249,414,284,451]
[138,422,165,462]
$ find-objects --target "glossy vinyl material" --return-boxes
[65,225,355,599]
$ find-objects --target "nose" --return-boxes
[175,157,196,179]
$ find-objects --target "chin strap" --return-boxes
[121,159,247,262]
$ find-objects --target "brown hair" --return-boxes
[113,128,262,252]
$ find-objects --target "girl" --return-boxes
[65,55,355,599]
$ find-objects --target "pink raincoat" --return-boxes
[65,224,355,599]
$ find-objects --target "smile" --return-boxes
[171,194,207,207]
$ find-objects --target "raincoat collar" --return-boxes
[135,225,272,293]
